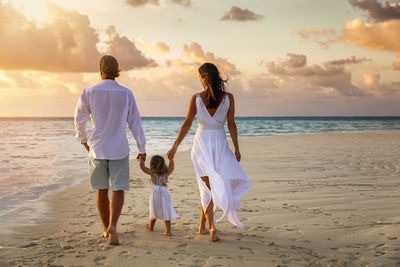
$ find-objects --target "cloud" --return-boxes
[267,53,365,96]
[154,42,171,53]
[348,0,400,22]
[326,56,370,65]
[104,26,157,70]
[298,19,400,69]
[126,0,159,7]
[170,0,191,7]
[183,42,240,75]
[220,6,263,22]
[362,73,400,97]
[126,0,191,7]
[342,19,400,52]
[0,2,100,72]
[0,2,155,72]
[296,28,339,48]
[341,18,400,69]
[136,38,171,54]
[394,55,400,70]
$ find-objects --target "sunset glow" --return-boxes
[0,0,399,116]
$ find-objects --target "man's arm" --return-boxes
[74,89,91,151]
[127,92,146,158]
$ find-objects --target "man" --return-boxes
[74,55,146,245]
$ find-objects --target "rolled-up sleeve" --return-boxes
[127,93,146,154]
[74,89,91,143]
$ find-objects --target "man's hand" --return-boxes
[137,153,146,162]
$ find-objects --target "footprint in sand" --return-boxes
[119,250,129,258]
[239,247,255,254]
[19,242,38,248]
[94,256,107,265]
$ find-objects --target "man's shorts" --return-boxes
[88,154,130,191]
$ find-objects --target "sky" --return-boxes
[0,0,399,116]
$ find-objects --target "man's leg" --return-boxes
[97,189,110,238]
[107,155,129,245]
[107,190,124,245]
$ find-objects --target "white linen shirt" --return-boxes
[74,79,146,160]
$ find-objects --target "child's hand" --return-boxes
[137,153,146,162]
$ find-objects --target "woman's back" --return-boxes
[196,93,230,131]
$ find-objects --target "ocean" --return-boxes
[0,117,400,233]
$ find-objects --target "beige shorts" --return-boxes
[88,154,130,191]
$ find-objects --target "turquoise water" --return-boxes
[0,117,399,232]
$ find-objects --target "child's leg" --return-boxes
[163,221,171,236]
[146,219,156,231]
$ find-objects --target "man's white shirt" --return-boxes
[74,79,146,160]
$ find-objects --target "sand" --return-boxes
[0,133,399,266]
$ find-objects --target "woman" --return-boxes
[167,62,251,242]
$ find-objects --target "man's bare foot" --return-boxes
[107,225,119,245]
[197,227,209,235]
[145,224,153,232]
[162,232,171,236]
[209,228,219,242]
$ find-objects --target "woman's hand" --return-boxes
[83,143,90,152]
[167,145,178,160]
[235,149,241,162]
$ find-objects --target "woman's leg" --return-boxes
[201,176,219,242]
[146,219,156,231]
[197,205,208,235]
[163,221,171,236]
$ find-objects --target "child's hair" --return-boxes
[150,155,169,175]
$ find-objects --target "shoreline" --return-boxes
[1,132,400,266]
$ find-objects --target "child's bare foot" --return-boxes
[145,224,153,231]
[209,228,219,242]
[162,232,171,236]
[197,227,209,235]
[107,225,119,245]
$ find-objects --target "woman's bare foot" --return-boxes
[103,231,109,238]
[107,225,119,245]
[209,228,219,242]
[162,232,171,236]
[197,227,209,235]
[145,224,153,232]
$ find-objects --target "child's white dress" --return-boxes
[149,175,178,221]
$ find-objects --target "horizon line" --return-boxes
[1,116,400,119]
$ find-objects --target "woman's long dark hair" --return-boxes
[198,63,227,108]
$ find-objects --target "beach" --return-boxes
[1,132,400,266]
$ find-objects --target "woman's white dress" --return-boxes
[191,93,251,228]
[149,175,178,221]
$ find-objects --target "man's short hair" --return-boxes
[99,55,120,79]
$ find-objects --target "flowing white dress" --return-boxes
[149,176,179,221]
[191,93,251,228]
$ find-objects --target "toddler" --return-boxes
[139,155,178,236]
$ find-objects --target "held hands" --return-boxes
[235,149,241,162]
[137,153,147,162]
[167,145,177,160]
